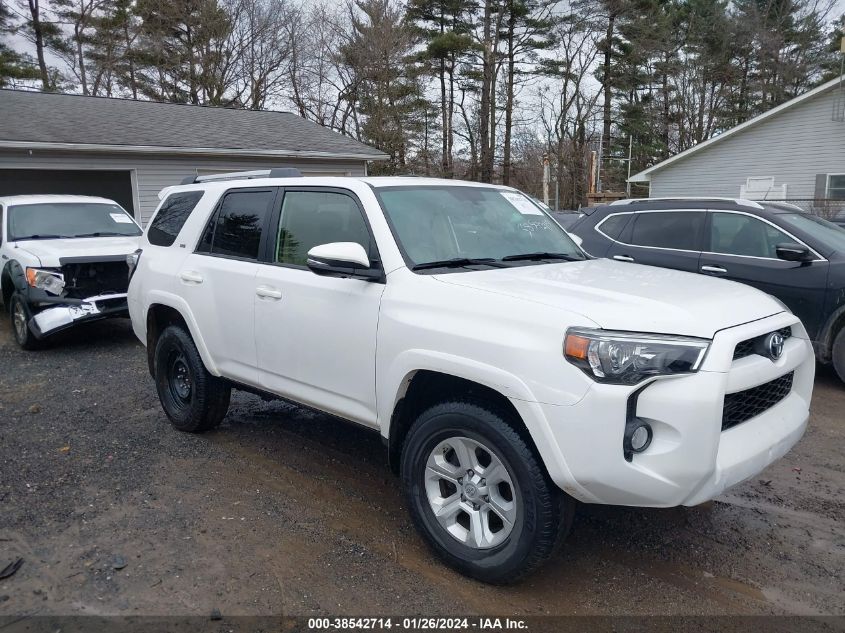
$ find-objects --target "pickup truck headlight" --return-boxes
[564,327,710,385]
[25,268,66,295]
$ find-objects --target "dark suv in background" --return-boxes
[569,197,845,383]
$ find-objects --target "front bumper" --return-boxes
[539,312,814,507]
[29,293,129,338]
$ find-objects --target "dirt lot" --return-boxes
[0,316,843,621]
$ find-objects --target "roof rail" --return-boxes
[180,168,303,185]
[608,196,765,210]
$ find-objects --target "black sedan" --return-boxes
[569,198,845,383]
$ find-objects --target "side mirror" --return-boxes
[775,242,814,263]
[306,242,383,281]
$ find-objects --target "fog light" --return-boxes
[630,425,650,451]
[623,420,653,461]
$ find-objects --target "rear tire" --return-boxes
[154,325,230,432]
[832,327,845,385]
[9,292,40,350]
[400,399,573,584]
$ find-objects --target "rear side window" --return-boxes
[628,211,704,251]
[198,189,274,260]
[597,213,630,240]
[148,191,204,247]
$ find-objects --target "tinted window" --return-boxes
[148,191,204,247]
[777,213,845,254]
[276,191,371,266]
[203,190,273,259]
[710,212,791,258]
[598,213,630,239]
[629,211,704,250]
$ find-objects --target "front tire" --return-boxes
[400,400,573,584]
[832,327,845,384]
[9,292,40,350]
[154,325,230,432]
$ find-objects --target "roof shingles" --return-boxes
[0,89,386,159]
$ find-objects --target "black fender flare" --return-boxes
[819,303,845,361]
[2,260,31,306]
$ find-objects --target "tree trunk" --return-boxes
[479,0,493,183]
[28,0,51,90]
[601,12,615,169]
[75,22,88,95]
[502,3,516,186]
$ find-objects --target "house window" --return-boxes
[828,175,845,200]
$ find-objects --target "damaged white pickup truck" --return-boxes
[0,195,142,349]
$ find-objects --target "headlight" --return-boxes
[564,327,710,385]
[25,268,65,295]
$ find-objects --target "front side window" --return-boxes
[148,191,204,247]
[7,202,141,241]
[709,212,791,258]
[199,189,274,259]
[375,186,584,267]
[276,191,372,266]
[828,175,845,200]
[777,213,845,254]
[628,211,704,251]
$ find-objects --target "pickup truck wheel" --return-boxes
[401,400,573,584]
[833,327,845,384]
[9,292,40,350]
[154,325,230,432]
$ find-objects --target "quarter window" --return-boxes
[628,212,704,250]
[198,189,274,259]
[598,214,630,240]
[275,191,372,266]
[709,212,791,258]
[148,191,204,247]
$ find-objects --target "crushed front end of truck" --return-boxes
[20,256,131,339]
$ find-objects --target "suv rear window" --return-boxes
[148,191,204,247]
[197,189,274,260]
[629,211,704,250]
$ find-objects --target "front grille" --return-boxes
[60,260,129,299]
[722,371,794,431]
[732,327,792,361]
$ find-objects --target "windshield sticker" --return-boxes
[500,192,543,215]
[110,213,134,224]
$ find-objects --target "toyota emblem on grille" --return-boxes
[765,332,785,361]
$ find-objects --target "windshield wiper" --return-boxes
[13,234,69,241]
[501,252,583,262]
[412,257,506,271]
[72,232,127,238]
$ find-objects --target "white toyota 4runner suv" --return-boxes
[128,170,814,583]
[1,195,142,349]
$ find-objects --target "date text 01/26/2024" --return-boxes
[307,617,528,630]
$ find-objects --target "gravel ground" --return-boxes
[0,316,843,619]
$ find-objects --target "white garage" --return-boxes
[0,90,387,225]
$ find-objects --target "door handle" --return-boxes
[255,285,282,300]
[613,255,635,262]
[701,265,727,274]
[179,270,204,284]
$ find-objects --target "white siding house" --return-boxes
[0,90,388,224]
[629,76,845,213]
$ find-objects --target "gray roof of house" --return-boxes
[0,89,388,160]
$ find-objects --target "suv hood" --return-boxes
[433,258,783,339]
[12,236,141,267]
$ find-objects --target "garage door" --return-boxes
[0,169,135,216]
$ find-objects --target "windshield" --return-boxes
[375,186,585,269]
[8,202,142,241]
[777,213,845,255]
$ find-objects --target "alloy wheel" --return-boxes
[424,435,517,549]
